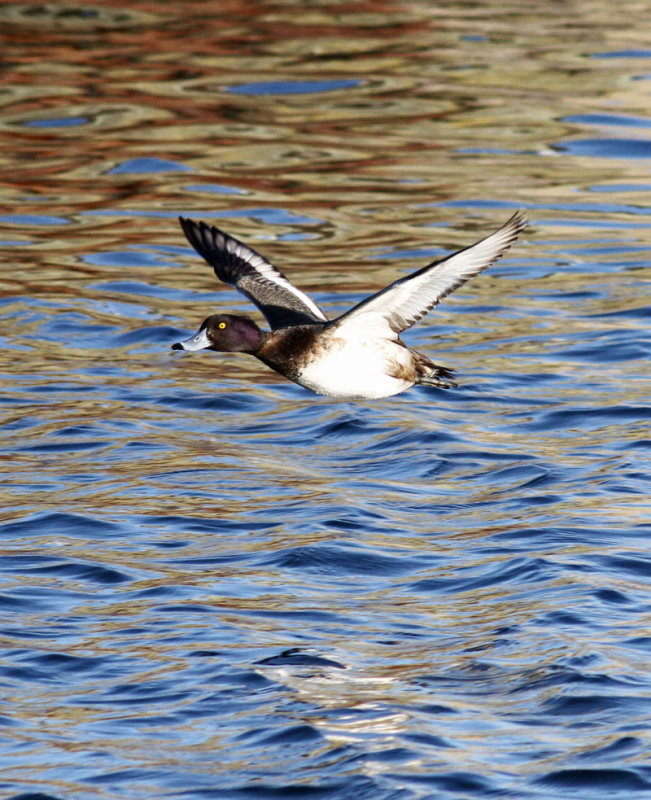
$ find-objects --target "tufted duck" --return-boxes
[172,212,526,400]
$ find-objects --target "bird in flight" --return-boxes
[172,211,526,400]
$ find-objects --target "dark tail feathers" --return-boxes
[413,352,458,389]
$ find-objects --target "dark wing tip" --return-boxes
[178,217,242,279]
[489,209,529,261]
[178,215,197,240]
[179,215,204,253]
[179,216,216,255]
[504,209,528,237]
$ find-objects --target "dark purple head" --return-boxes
[172,314,264,354]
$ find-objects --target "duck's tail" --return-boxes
[413,350,458,389]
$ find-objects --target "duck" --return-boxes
[172,211,526,400]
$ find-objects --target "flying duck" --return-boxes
[172,211,526,400]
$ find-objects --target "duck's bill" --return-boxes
[171,328,211,351]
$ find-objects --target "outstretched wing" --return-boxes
[330,211,527,339]
[179,217,328,330]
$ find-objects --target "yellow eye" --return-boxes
[218,322,226,329]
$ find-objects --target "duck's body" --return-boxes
[172,212,526,400]
[258,324,445,401]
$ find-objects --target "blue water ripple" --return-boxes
[107,157,192,174]
[554,138,651,159]
[225,79,362,95]
[24,116,89,128]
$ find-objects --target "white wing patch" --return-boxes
[227,236,327,322]
[332,211,527,340]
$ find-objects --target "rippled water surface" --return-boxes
[1,1,650,798]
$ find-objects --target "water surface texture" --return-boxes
[1,2,650,798]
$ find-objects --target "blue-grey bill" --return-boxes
[172,328,211,351]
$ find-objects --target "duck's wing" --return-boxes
[330,211,527,339]
[179,217,328,330]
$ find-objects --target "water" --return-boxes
[1,1,650,798]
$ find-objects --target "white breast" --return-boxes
[296,337,414,400]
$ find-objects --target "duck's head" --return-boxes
[172,314,264,353]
